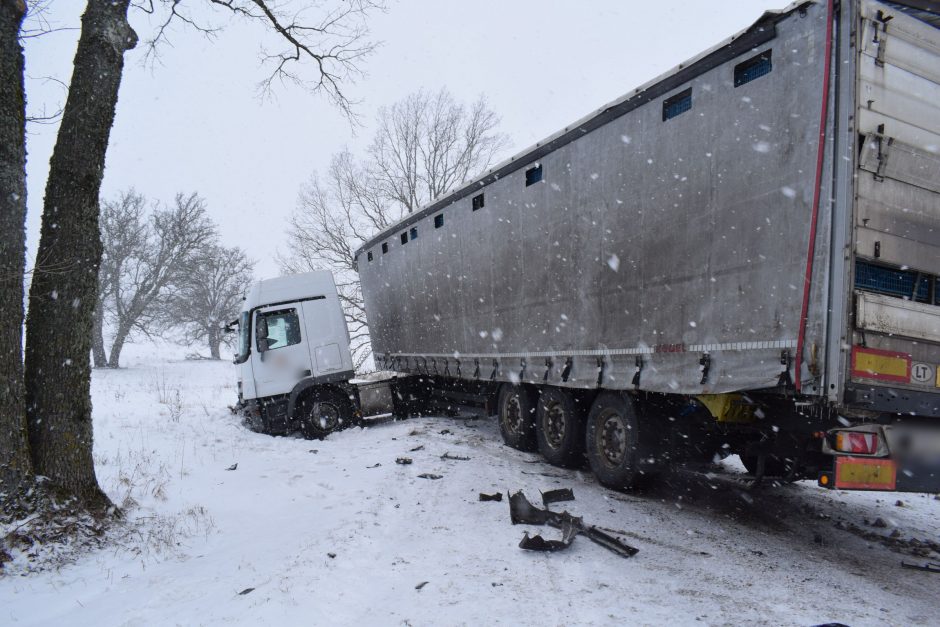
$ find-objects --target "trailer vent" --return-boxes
[382,242,388,254]
[472,193,484,211]
[434,214,444,228]
[855,260,935,304]
[734,50,772,87]
[525,165,543,186]
[410,227,418,240]
[662,88,692,121]
[367,251,373,262]
[400,232,408,245]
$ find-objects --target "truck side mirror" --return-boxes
[255,316,269,354]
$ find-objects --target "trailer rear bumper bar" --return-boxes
[844,383,940,418]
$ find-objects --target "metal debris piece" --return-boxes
[902,561,940,573]
[415,581,429,590]
[238,588,255,595]
[366,463,382,468]
[418,473,443,480]
[409,445,425,452]
[441,452,470,461]
[519,517,579,552]
[479,492,503,502]
[541,488,575,506]
[225,463,238,471]
[327,552,337,559]
[396,457,413,465]
[509,490,638,558]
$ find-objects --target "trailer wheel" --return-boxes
[585,392,651,490]
[740,454,791,478]
[536,387,586,468]
[497,384,537,451]
[298,388,354,439]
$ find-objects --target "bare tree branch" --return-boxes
[279,88,509,369]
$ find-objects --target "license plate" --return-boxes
[834,456,897,490]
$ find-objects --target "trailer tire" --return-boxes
[536,387,586,468]
[740,454,791,478]
[497,384,538,451]
[298,388,355,439]
[585,392,652,490]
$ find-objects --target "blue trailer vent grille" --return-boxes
[662,88,692,121]
[855,260,933,304]
[734,50,772,87]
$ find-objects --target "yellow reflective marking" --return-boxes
[854,352,908,378]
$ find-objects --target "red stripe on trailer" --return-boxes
[795,0,835,394]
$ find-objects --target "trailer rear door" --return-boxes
[849,1,940,409]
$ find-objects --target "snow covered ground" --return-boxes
[3,343,940,626]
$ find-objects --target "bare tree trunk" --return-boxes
[107,323,131,369]
[92,297,108,368]
[24,0,137,508]
[208,327,221,360]
[0,0,34,515]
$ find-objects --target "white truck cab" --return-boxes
[232,271,358,437]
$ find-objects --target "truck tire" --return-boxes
[585,392,652,490]
[497,384,537,451]
[298,388,354,439]
[536,387,586,468]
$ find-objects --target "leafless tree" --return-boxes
[93,189,149,368]
[164,243,255,360]
[280,88,509,368]
[96,191,216,368]
[5,0,382,516]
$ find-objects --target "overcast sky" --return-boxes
[23,0,783,278]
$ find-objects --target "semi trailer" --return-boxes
[235,0,940,493]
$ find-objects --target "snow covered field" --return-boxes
[3,344,940,626]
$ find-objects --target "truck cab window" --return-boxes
[257,309,301,351]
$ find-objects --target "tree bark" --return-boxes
[0,0,34,515]
[107,323,131,369]
[208,327,221,360]
[92,297,108,368]
[24,0,137,507]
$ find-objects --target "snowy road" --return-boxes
[3,350,940,626]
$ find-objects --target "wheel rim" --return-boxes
[503,393,524,436]
[598,409,628,467]
[543,401,566,449]
[312,401,341,432]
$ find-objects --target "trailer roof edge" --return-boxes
[353,0,815,261]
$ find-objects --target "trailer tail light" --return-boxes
[850,346,910,383]
[833,431,880,455]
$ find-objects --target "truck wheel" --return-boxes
[298,388,354,439]
[536,387,586,468]
[497,384,537,451]
[585,392,651,490]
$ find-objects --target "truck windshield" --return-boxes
[234,311,250,364]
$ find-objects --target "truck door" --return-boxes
[301,297,349,377]
[252,304,314,398]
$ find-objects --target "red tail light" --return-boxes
[833,431,879,455]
